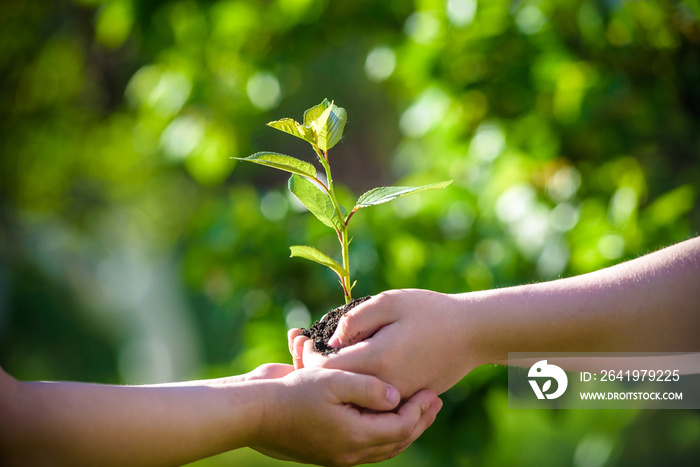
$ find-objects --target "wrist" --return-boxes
[433,291,487,376]
[243,378,287,449]
[450,287,512,368]
[194,379,276,451]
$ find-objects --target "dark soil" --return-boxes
[300,296,371,355]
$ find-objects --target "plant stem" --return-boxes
[340,229,351,304]
[315,146,352,304]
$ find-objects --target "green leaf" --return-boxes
[288,174,343,231]
[315,102,347,151]
[290,245,347,280]
[303,98,331,128]
[301,99,347,151]
[355,180,453,208]
[267,118,315,144]
[232,152,317,179]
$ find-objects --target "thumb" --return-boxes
[331,371,401,412]
[328,296,395,349]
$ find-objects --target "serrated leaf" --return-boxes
[267,118,315,144]
[232,152,317,179]
[355,180,453,208]
[290,245,347,280]
[316,102,347,151]
[303,98,331,128]
[288,174,343,231]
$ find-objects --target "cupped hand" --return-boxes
[252,367,442,467]
[288,289,475,398]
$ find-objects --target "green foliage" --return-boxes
[233,152,317,179]
[289,246,346,284]
[238,99,451,303]
[266,119,315,144]
[313,100,347,151]
[356,181,454,208]
[2,1,700,466]
[288,173,343,231]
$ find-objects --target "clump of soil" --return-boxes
[300,296,371,355]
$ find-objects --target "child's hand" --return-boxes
[288,289,475,399]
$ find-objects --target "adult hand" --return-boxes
[288,289,475,399]
[253,367,442,467]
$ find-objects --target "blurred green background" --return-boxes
[1,0,699,465]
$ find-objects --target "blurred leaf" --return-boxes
[289,245,346,280]
[645,184,695,227]
[355,181,453,208]
[95,0,133,49]
[185,122,237,186]
[288,174,343,230]
[233,152,317,179]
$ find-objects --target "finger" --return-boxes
[329,371,401,412]
[292,335,309,370]
[287,328,303,356]
[345,437,414,466]
[314,339,379,377]
[364,389,439,444]
[400,392,442,443]
[344,389,440,464]
[359,397,442,465]
[328,294,396,349]
[288,328,304,369]
[396,388,439,419]
[301,338,327,369]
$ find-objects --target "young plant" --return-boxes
[234,99,451,305]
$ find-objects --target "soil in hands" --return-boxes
[300,296,371,355]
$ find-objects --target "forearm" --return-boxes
[0,369,267,466]
[458,236,700,366]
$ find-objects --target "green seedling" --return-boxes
[234,99,452,304]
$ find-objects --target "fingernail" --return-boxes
[423,396,441,413]
[421,396,435,412]
[386,385,400,406]
[328,335,340,348]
